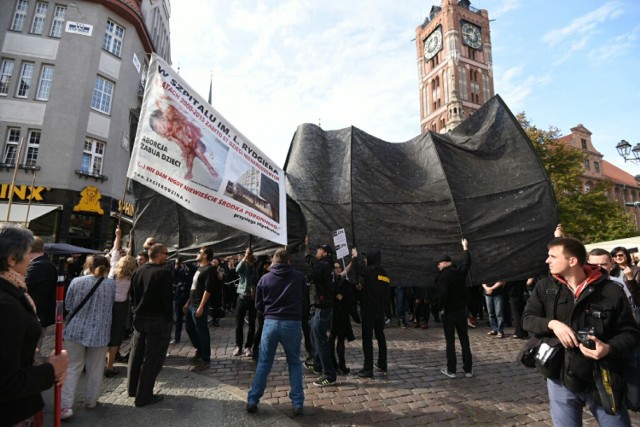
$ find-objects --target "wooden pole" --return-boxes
[5,137,25,223]
[117,178,129,228]
[23,171,37,227]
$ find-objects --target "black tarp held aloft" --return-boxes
[284,95,558,286]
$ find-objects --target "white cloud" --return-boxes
[542,1,622,46]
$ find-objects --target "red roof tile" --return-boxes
[602,160,640,187]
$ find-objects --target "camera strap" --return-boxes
[544,281,560,320]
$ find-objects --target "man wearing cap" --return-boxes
[304,237,338,387]
[436,238,473,379]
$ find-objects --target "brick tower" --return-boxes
[416,0,494,133]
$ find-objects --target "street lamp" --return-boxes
[616,139,640,163]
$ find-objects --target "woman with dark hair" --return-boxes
[61,255,115,420]
[0,224,68,426]
[610,246,640,298]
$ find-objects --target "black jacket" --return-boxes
[307,255,333,308]
[352,250,389,317]
[25,254,58,327]
[0,278,55,426]
[522,266,640,393]
[436,250,470,312]
[130,262,173,323]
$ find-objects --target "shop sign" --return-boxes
[73,186,104,215]
[113,199,135,217]
[0,184,51,201]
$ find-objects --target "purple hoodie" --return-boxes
[255,263,306,321]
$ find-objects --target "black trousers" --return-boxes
[128,317,171,404]
[442,307,472,374]
[235,295,256,348]
[361,311,387,371]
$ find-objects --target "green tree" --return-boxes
[517,113,637,243]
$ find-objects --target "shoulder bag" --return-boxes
[66,277,105,325]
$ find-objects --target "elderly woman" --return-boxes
[105,254,137,377]
[61,255,115,420]
[0,225,67,426]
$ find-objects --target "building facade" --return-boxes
[0,0,171,248]
[415,0,494,134]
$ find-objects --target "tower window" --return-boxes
[584,159,590,171]
[581,138,587,149]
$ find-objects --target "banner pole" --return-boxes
[53,258,66,427]
[118,178,129,228]
[5,137,25,223]
[23,171,37,227]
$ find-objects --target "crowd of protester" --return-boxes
[3,221,640,424]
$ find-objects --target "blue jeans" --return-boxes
[186,305,210,363]
[485,294,504,333]
[247,319,304,408]
[547,378,631,427]
[310,306,336,381]
[395,287,407,320]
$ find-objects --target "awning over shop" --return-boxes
[0,203,62,224]
[585,237,640,253]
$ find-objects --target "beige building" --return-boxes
[559,125,640,230]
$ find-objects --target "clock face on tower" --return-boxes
[461,21,482,49]
[423,27,442,61]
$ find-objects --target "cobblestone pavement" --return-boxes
[43,316,640,426]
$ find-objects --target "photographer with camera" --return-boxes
[523,237,640,426]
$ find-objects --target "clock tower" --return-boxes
[416,0,494,133]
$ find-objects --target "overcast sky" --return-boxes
[168,0,640,171]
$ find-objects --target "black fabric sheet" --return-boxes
[132,95,557,286]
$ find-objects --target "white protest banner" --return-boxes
[127,54,287,244]
[332,228,349,260]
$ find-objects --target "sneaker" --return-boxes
[384,317,391,325]
[487,331,497,336]
[441,368,456,379]
[304,361,321,375]
[244,348,253,357]
[246,403,258,413]
[465,371,474,378]
[86,401,98,409]
[170,339,179,345]
[191,360,210,372]
[496,332,504,338]
[232,346,242,356]
[313,376,339,386]
[375,364,387,373]
[293,407,304,416]
[61,407,74,420]
[357,369,373,378]
[467,318,477,328]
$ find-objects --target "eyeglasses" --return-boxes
[614,254,626,258]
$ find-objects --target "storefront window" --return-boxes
[69,213,97,249]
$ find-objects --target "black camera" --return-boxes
[575,327,596,350]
